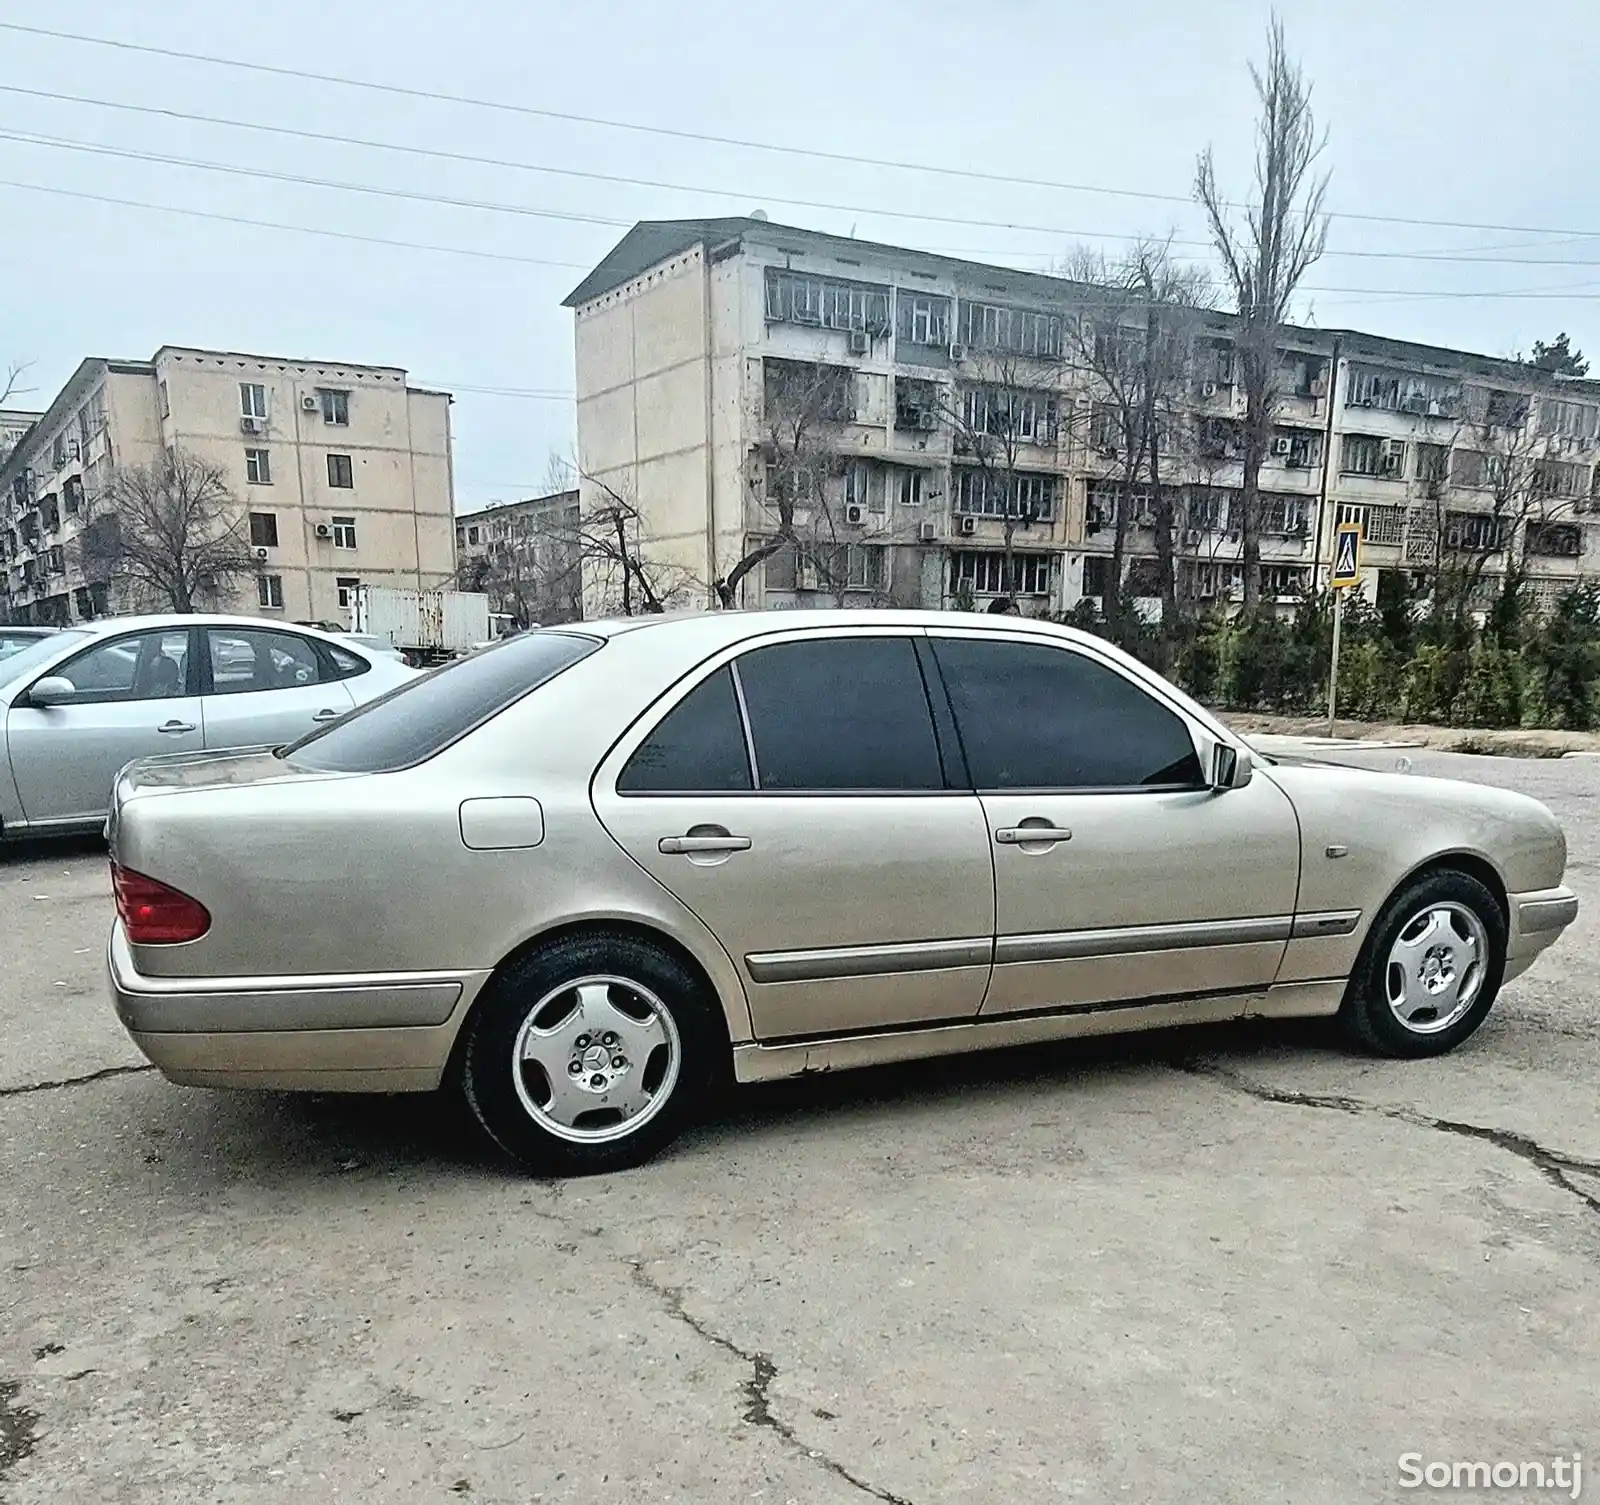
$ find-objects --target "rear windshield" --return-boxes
[281,631,600,773]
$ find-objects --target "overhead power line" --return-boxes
[0,176,592,269]
[3,83,1597,269]
[6,17,1600,242]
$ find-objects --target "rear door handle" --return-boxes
[157,720,197,735]
[994,824,1072,845]
[311,708,340,722]
[659,834,752,855]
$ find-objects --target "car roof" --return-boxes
[63,614,355,645]
[573,607,1101,650]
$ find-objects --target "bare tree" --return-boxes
[936,347,1069,610]
[716,358,857,608]
[0,361,28,407]
[576,470,700,616]
[1196,15,1330,608]
[1062,245,1210,651]
[75,449,258,612]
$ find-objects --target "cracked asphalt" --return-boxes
[2,752,1598,1503]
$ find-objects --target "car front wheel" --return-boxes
[1340,869,1507,1058]
[460,930,718,1175]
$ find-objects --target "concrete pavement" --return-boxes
[2,755,1597,1503]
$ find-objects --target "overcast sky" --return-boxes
[4,0,1599,510]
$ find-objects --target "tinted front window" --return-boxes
[283,631,599,773]
[931,637,1203,789]
[736,637,943,791]
[618,666,752,793]
[53,630,190,705]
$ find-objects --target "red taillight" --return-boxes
[111,864,211,945]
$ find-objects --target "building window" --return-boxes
[1260,495,1308,536]
[1262,564,1310,597]
[1528,522,1583,558]
[1534,460,1584,498]
[894,293,953,349]
[763,269,891,334]
[892,468,925,508]
[248,512,278,548]
[159,381,170,419]
[467,525,480,545]
[331,515,357,549]
[1444,512,1508,553]
[893,376,941,430]
[954,469,1058,522]
[245,448,272,485]
[957,301,1063,359]
[961,386,1060,444]
[1541,397,1599,441]
[240,382,267,421]
[1340,434,1384,476]
[1416,443,1448,485]
[336,576,362,608]
[763,359,855,423]
[327,454,354,489]
[319,389,350,425]
[257,574,284,610]
[799,542,885,594]
[1081,555,1110,596]
[951,550,1053,596]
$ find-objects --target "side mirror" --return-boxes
[28,675,77,708]
[1210,743,1254,791]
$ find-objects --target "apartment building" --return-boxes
[567,216,1600,616]
[455,488,583,625]
[0,348,456,625]
[0,409,42,469]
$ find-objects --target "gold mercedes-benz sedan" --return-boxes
[106,611,1576,1174]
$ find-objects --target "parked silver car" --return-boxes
[105,611,1575,1175]
[0,614,416,837]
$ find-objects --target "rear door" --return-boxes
[926,630,1302,1017]
[199,626,356,750]
[6,627,202,827]
[592,630,995,1040]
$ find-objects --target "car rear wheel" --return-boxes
[460,931,718,1175]
[1339,869,1507,1057]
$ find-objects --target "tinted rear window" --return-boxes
[281,632,599,772]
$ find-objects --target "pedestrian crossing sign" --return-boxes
[1331,522,1362,589]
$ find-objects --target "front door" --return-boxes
[6,627,202,827]
[200,626,356,750]
[925,631,1302,1017]
[592,631,995,1040]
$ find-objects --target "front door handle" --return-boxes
[994,823,1072,846]
[659,834,752,855]
[156,720,197,735]
[311,708,340,722]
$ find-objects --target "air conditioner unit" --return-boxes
[253,546,270,561]
[240,415,261,434]
[314,522,332,539]
[845,503,866,525]
[301,394,318,411]
[847,330,871,356]
[948,342,968,362]
[918,521,938,542]
[958,515,977,536]
[916,411,937,431]
[1272,436,1292,456]
[1200,381,1219,399]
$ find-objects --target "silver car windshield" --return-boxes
[280,630,601,773]
[0,630,90,689]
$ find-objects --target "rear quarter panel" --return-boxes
[1266,760,1566,982]
[111,623,761,1043]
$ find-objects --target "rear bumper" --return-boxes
[108,923,487,1091]
[1505,885,1579,982]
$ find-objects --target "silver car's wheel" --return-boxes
[1383,901,1489,1035]
[1340,869,1506,1059]
[460,930,718,1175]
[512,975,682,1144]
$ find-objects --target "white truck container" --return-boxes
[351,585,491,665]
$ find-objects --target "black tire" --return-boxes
[1339,869,1507,1058]
[459,930,721,1175]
